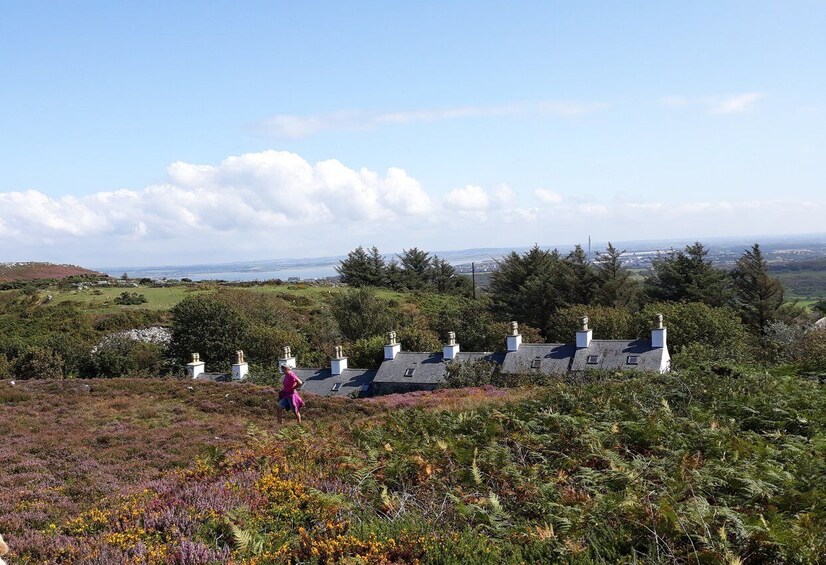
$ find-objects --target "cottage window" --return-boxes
[626,355,639,365]
[586,355,600,364]
[331,382,342,392]
[530,357,541,369]
[404,367,415,377]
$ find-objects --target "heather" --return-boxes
[2,369,824,563]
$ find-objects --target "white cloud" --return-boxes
[663,92,765,114]
[444,185,490,210]
[0,150,436,262]
[710,92,764,114]
[255,100,607,138]
[492,183,516,205]
[2,149,823,267]
[534,188,564,204]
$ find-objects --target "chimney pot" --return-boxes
[279,345,297,368]
[186,353,205,379]
[507,321,522,352]
[384,332,401,360]
[443,331,460,360]
[651,314,667,349]
[232,350,249,381]
[331,345,348,375]
[576,316,593,348]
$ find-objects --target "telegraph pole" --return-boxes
[472,262,477,300]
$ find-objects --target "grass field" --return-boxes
[38,283,407,314]
[46,286,204,312]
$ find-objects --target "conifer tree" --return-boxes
[398,247,432,290]
[336,246,387,287]
[731,243,784,334]
[594,243,640,309]
[563,244,599,305]
[489,245,570,335]
[644,242,730,306]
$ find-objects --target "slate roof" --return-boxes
[373,351,505,386]
[291,367,377,397]
[194,372,232,382]
[502,340,667,375]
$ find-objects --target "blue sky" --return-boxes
[1,1,824,266]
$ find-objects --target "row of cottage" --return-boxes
[186,315,671,397]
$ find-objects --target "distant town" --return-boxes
[97,233,826,283]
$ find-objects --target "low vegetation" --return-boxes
[1,367,824,563]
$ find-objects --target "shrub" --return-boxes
[546,305,634,342]
[12,346,64,379]
[634,302,752,358]
[443,359,501,388]
[169,295,250,369]
[349,335,386,369]
[90,336,164,378]
[794,328,826,372]
[114,292,148,305]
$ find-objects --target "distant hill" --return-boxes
[0,261,104,282]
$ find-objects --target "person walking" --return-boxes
[276,364,304,424]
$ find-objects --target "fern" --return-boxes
[471,447,483,486]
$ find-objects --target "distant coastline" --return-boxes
[97,233,826,282]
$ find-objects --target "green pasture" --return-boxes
[45,286,201,312]
[38,282,404,314]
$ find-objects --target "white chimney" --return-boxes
[279,346,297,369]
[443,331,460,361]
[651,314,667,349]
[232,350,249,381]
[186,352,205,379]
[576,316,592,348]
[506,321,522,352]
[331,345,348,375]
[384,331,401,360]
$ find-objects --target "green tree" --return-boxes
[385,259,405,290]
[731,243,785,334]
[489,245,571,336]
[644,242,730,306]
[563,245,599,305]
[594,243,640,309]
[429,256,472,295]
[398,247,432,290]
[169,295,250,368]
[330,287,395,341]
[336,246,388,287]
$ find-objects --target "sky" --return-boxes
[1,1,825,267]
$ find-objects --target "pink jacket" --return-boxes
[280,370,305,409]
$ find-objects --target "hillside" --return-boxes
[0,261,103,282]
[1,369,824,563]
